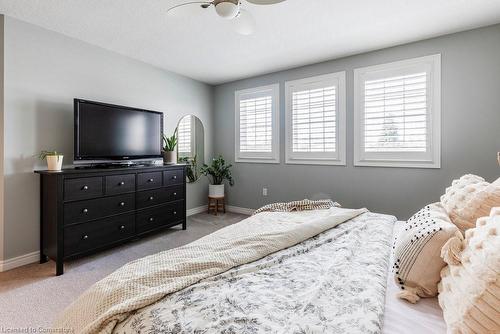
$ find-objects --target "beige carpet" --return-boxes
[0,212,247,330]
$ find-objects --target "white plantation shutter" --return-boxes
[354,55,441,168]
[239,95,273,153]
[235,84,280,163]
[178,115,192,157]
[292,86,336,152]
[285,72,346,165]
[364,72,427,152]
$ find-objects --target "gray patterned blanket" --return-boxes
[114,210,395,334]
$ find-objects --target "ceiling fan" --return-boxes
[167,0,286,35]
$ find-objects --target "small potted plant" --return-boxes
[200,155,234,197]
[162,128,178,164]
[39,150,64,171]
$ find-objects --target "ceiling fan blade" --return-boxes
[245,0,286,5]
[234,9,256,35]
[167,1,213,16]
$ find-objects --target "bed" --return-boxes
[55,207,446,334]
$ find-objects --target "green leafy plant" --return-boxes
[200,155,234,186]
[162,128,178,152]
[178,155,198,183]
[38,150,61,160]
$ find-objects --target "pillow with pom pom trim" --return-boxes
[391,202,462,303]
[438,207,500,333]
[440,174,500,232]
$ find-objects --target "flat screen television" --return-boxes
[74,99,163,164]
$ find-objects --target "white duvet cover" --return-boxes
[114,210,396,334]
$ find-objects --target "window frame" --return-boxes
[285,72,346,165]
[234,83,280,164]
[353,54,441,168]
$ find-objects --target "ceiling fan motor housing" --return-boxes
[214,0,240,19]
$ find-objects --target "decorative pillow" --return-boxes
[440,174,500,232]
[392,202,462,303]
[438,207,500,334]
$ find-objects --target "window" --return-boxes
[235,84,280,163]
[177,115,194,158]
[285,72,346,165]
[354,54,441,168]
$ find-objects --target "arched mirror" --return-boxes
[177,115,205,183]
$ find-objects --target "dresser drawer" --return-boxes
[137,172,162,190]
[163,169,184,186]
[64,177,103,201]
[136,201,184,233]
[105,174,136,195]
[136,185,184,209]
[64,213,135,257]
[64,193,135,225]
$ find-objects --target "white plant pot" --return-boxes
[163,151,177,164]
[46,155,63,171]
[209,184,224,197]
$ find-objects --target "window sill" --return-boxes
[285,157,346,166]
[354,159,440,169]
[235,157,280,164]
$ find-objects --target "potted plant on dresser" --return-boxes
[162,128,178,164]
[200,155,234,197]
[39,150,64,171]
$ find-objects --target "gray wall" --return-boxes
[214,24,500,219]
[2,17,214,260]
[0,15,4,262]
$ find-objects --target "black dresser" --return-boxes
[35,164,186,275]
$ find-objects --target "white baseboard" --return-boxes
[0,251,40,272]
[226,206,254,215]
[186,205,207,216]
[187,205,254,216]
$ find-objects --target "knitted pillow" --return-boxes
[440,174,500,232]
[391,202,462,303]
[438,207,500,334]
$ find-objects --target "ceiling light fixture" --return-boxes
[167,0,287,35]
[215,1,240,19]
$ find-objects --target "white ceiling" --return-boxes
[1,0,500,84]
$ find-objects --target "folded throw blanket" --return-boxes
[253,199,339,215]
[53,206,366,334]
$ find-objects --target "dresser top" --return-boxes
[34,163,186,175]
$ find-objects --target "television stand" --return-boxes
[35,164,186,275]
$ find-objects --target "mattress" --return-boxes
[382,221,446,334]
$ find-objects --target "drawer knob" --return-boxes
[148,178,154,182]
[149,217,154,222]
[119,181,125,186]
[149,196,154,201]
[173,192,177,196]
[172,175,177,180]
[82,208,89,214]
[82,235,89,240]
[119,225,125,230]
[173,211,177,215]
[82,185,89,190]
[119,202,125,207]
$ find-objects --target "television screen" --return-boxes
[74,99,163,162]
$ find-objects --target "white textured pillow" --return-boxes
[438,207,500,334]
[440,174,500,232]
[392,202,462,303]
